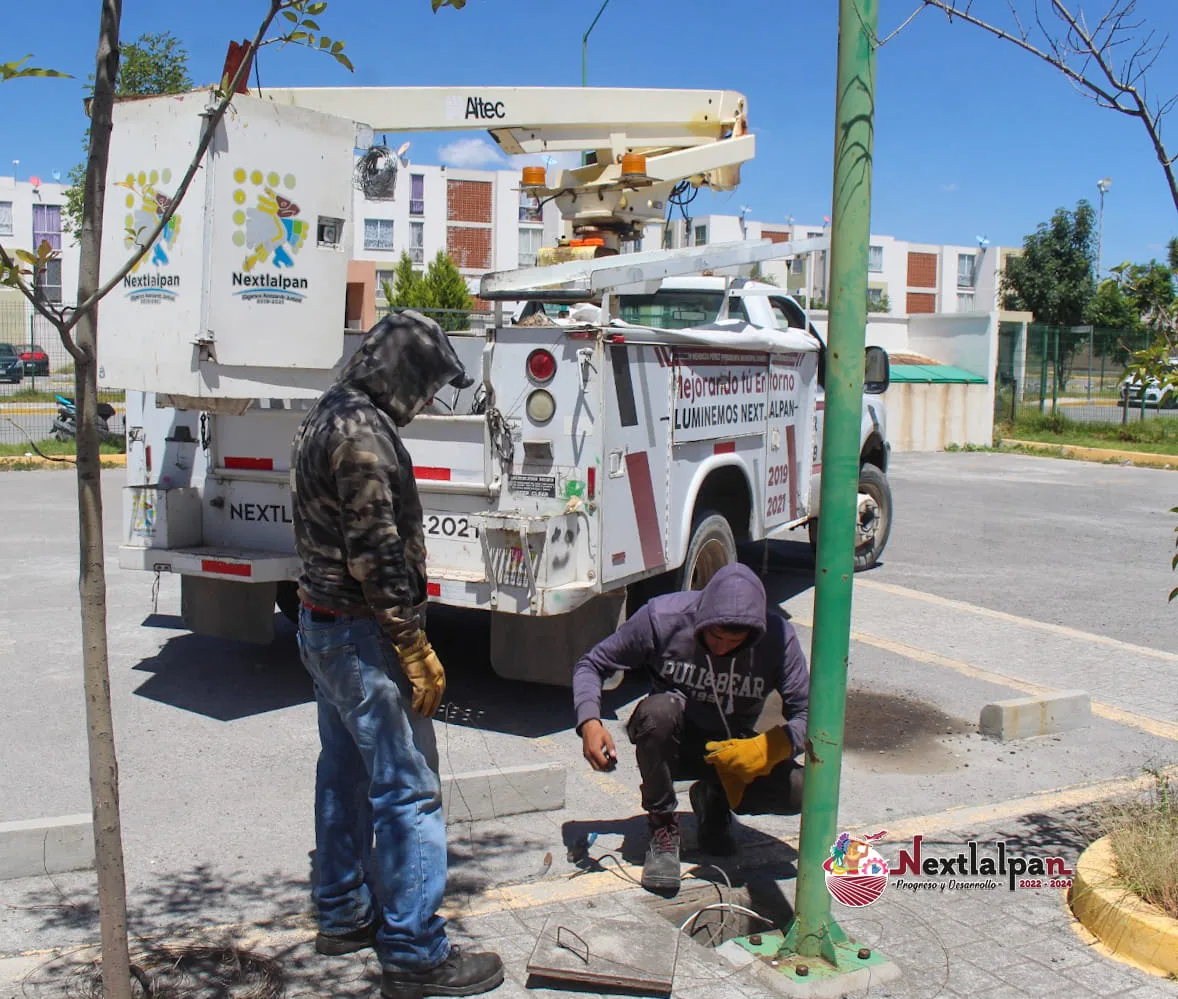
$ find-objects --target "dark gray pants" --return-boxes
[625,692,804,817]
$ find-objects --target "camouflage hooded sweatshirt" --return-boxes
[292,310,472,641]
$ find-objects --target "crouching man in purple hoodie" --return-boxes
[572,563,809,892]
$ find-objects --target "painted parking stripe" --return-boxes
[856,578,1178,665]
[790,613,1178,742]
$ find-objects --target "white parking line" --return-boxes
[856,578,1178,665]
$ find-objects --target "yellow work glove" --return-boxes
[395,631,446,717]
[704,728,795,809]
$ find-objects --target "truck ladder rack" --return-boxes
[478,237,830,301]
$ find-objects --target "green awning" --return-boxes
[889,363,987,384]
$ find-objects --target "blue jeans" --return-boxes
[297,608,449,971]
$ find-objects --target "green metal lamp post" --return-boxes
[581,0,611,87]
[781,0,884,976]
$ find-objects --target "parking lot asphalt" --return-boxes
[1,452,1176,983]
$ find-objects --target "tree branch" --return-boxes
[65,0,288,329]
[923,0,1178,215]
[878,5,927,46]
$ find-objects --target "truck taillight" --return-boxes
[527,348,556,383]
[587,466,596,500]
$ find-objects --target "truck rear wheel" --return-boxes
[680,512,737,591]
[806,464,893,572]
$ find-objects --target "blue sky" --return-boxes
[3,0,1176,267]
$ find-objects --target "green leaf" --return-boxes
[1170,586,1178,603]
[308,1,328,13]
[331,40,345,53]
[283,10,299,21]
[302,18,320,30]
[14,249,37,266]
[0,55,72,81]
[334,52,355,72]
[287,31,310,42]
[319,36,332,49]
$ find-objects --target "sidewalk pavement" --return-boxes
[4,804,1173,999]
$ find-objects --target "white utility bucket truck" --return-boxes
[103,85,892,685]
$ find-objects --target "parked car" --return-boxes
[17,344,49,376]
[1119,358,1178,408]
[0,343,25,384]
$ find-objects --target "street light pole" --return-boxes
[581,0,611,87]
[1096,177,1111,278]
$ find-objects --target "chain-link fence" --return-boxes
[0,298,86,447]
[994,322,1171,426]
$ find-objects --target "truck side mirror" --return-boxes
[865,346,890,395]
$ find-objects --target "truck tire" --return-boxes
[276,581,300,625]
[679,512,737,591]
[806,464,893,572]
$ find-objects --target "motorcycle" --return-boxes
[52,394,124,446]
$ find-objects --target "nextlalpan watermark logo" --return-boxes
[823,832,1074,908]
[117,168,181,304]
[230,168,309,304]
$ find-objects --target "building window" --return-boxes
[35,258,62,304]
[409,175,424,217]
[519,226,543,268]
[519,191,542,223]
[868,245,883,273]
[957,253,976,288]
[789,256,806,275]
[867,287,884,307]
[409,221,424,264]
[693,224,708,246]
[377,269,397,302]
[0,202,12,237]
[364,218,394,251]
[957,292,976,311]
[32,204,62,251]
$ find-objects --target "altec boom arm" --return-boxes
[259,86,754,244]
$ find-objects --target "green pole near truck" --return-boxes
[778,0,888,974]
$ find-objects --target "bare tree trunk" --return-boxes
[76,3,131,998]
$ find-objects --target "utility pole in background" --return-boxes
[581,0,610,86]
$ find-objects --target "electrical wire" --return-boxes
[679,902,774,935]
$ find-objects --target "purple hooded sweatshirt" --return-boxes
[572,563,809,749]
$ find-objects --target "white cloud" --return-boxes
[511,151,584,173]
[438,138,505,169]
[941,182,959,193]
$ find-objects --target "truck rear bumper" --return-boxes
[118,547,602,615]
[118,545,300,582]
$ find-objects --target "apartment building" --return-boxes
[0,175,78,307]
[348,162,562,320]
[649,214,1010,316]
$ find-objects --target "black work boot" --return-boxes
[381,947,504,999]
[315,920,376,955]
[690,781,736,856]
[641,814,681,892]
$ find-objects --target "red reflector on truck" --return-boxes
[427,582,441,597]
[415,467,451,481]
[201,559,252,577]
[713,441,736,454]
[225,457,274,470]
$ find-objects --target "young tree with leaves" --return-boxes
[64,32,194,237]
[0,2,464,996]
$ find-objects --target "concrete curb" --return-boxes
[0,453,126,470]
[0,815,94,881]
[999,438,1178,469]
[442,762,565,823]
[979,690,1091,741]
[1070,835,1178,978]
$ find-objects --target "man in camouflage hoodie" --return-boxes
[292,311,503,998]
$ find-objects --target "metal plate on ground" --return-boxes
[526,914,679,994]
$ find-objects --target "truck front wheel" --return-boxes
[807,464,893,572]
